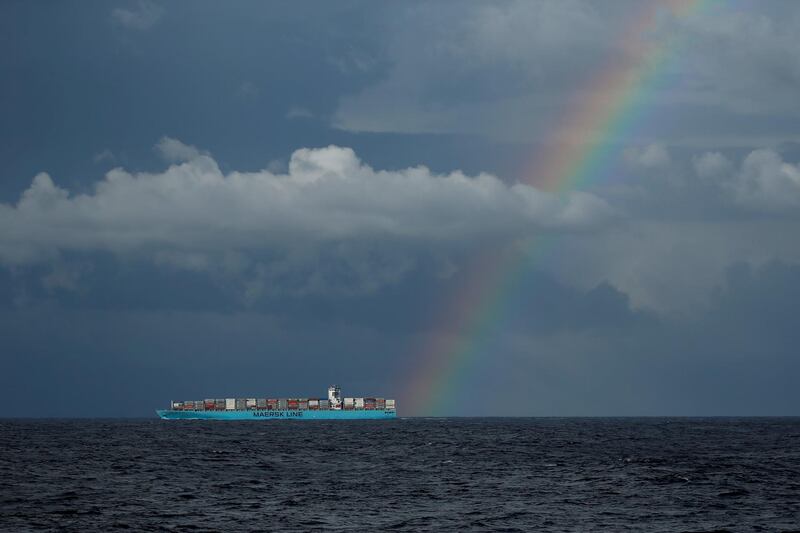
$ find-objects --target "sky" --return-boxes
[2,0,800,417]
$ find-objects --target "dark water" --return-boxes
[1,418,799,532]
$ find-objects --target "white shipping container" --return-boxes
[343,397,355,406]
[354,398,365,409]
[308,399,319,407]
[225,398,236,410]
[386,399,396,409]
[246,398,257,408]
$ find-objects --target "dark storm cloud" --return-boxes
[0,259,658,417]
[454,260,800,416]
[3,259,798,416]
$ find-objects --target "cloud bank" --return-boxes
[0,139,613,268]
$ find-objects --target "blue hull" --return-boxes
[156,409,397,420]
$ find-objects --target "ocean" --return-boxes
[1,418,798,531]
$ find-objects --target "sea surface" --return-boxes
[1,418,799,532]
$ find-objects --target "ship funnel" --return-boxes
[328,385,342,410]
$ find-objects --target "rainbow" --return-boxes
[401,0,722,416]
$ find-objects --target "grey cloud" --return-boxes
[457,259,800,416]
[624,144,671,170]
[334,1,617,140]
[694,149,800,212]
[334,2,800,145]
[92,149,117,165]
[693,152,733,180]
[3,258,796,416]
[111,1,163,31]
[673,7,800,117]
[286,106,314,120]
[41,262,92,293]
[733,150,800,211]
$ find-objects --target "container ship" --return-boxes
[156,385,396,420]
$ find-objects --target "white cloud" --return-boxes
[692,152,732,180]
[286,106,313,120]
[93,149,116,165]
[693,149,800,212]
[111,1,163,31]
[154,137,203,163]
[732,150,800,211]
[0,141,614,268]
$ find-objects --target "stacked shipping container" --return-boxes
[170,395,395,411]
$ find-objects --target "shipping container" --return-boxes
[160,387,396,419]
